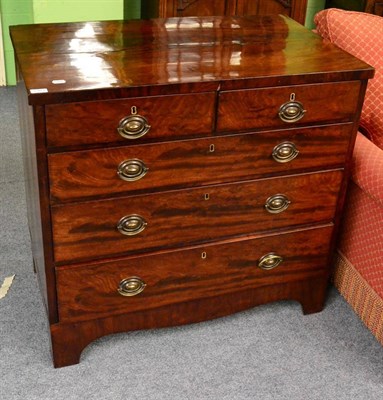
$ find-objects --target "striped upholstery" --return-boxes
[315,9,383,345]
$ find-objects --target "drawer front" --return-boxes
[217,82,361,133]
[45,93,215,147]
[51,170,343,263]
[48,124,353,203]
[56,225,334,322]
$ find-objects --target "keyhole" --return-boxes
[204,193,210,200]
[209,144,215,153]
[201,252,207,259]
[131,105,137,115]
[290,93,296,101]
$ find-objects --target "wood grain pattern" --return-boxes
[9,16,373,105]
[250,0,289,16]
[154,0,308,25]
[51,170,342,263]
[46,93,215,147]
[217,82,361,133]
[11,15,373,367]
[56,225,333,322]
[48,124,353,203]
[51,273,328,367]
[16,74,59,323]
[173,0,227,17]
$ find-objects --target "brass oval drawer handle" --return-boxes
[117,114,151,139]
[272,142,299,163]
[265,194,291,214]
[117,159,148,182]
[258,253,284,271]
[117,214,147,236]
[118,277,146,297]
[278,100,306,123]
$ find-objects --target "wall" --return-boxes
[33,0,123,23]
[0,13,6,85]
[0,0,123,85]
[0,0,34,85]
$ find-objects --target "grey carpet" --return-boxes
[1,86,383,400]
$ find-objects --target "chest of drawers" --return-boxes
[10,15,374,367]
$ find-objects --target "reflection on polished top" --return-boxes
[10,15,373,104]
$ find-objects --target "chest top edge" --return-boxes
[10,15,374,106]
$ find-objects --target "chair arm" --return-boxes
[351,132,383,207]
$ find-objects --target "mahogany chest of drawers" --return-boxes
[10,15,374,367]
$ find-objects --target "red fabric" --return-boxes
[333,252,383,346]
[314,9,383,150]
[352,132,383,207]
[338,180,383,299]
[315,8,383,342]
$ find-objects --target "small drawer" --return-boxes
[48,124,353,203]
[51,170,343,263]
[45,92,215,147]
[56,225,334,322]
[217,81,361,133]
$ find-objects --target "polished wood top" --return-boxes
[10,15,374,104]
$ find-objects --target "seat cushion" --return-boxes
[315,9,383,149]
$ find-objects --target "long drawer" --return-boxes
[217,81,360,133]
[45,92,215,147]
[51,170,343,263]
[56,225,334,322]
[48,124,353,203]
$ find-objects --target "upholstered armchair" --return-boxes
[315,9,383,345]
